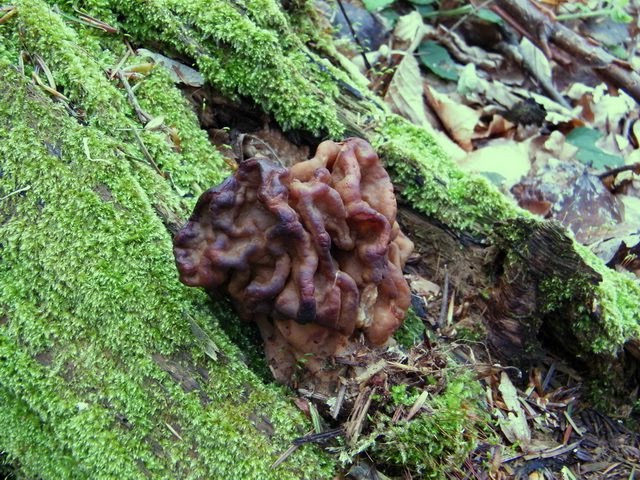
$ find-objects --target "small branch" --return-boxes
[597,162,640,180]
[437,266,449,328]
[132,129,164,177]
[494,0,640,104]
[335,0,372,71]
[556,8,615,22]
[292,428,343,446]
[270,443,300,469]
[0,185,31,202]
[116,70,152,124]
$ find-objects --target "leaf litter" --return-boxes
[314,0,640,476]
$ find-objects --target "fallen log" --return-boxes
[0,0,638,477]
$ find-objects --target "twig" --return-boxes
[556,8,616,21]
[0,6,17,24]
[165,422,183,441]
[493,30,571,107]
[116,70,152,124]
[597,162,640,179]
[271,443,300,469]
[32,71,70,102]
[331,383,347,419]
[132,129,164,177]
[494,0,640,103]
[292,428,343,446]
[437,266,449,328]
[54,7,118,33]
[448,0,495,34]
[0,186,31,202]
[541,363,556,391]
[405,390,430,421]
[335,0,372,71]
[345,387,375,444]
[110,49,131,80]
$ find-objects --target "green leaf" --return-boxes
[474,8,503,24]
[363,0,394,12]
[409,0,436,6]
[144,115,165,131]
[379,7,400,26]
[498,373,531,445]
[566,127,624,169]
[610,8,633,23]
[415,4,435,16]
[608,44,628,59]
[418,41,459,81]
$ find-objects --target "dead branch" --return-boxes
[493,0,640,104]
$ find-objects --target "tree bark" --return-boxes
[0,0,638,477]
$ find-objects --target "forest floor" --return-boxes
[177,0,640,476]
[3,0,638,477]
[320,0,640,477]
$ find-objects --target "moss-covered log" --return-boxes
[0,0,639,477]
[0,57,336,480]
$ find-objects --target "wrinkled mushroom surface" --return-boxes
[174,138,413,387]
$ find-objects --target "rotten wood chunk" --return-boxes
[173,138,414,391]
[487,220,602,366]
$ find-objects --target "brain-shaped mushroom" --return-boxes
[174,138,413,386]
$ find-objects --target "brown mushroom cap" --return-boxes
[174,138,414,385]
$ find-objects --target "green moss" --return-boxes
[0,52,333,480]
[495,219,640,357]
[11,0,230,199]
[572,244,640,355]
[370,371,485,477]
[373,116,524,235]
[455,324,487,343]
[1,0,639,475]
[389,384,420,407]
[47,0,348,136]
[394,307,425,348]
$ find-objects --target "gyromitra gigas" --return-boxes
[174,138,413,389]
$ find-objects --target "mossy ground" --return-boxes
[372,371,486,477]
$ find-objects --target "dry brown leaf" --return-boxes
[498,372,531,446]
[528,93,574,124]
[457,64,521,109]
[393,11,424,52]
[513,163,625,244]
[426,85,481,151]
[384,54,429,127]
[632,122,640,147]
[520,38,552,86]
[473,114,515,140]
[422,24,502,70]
[137,48,204,87]
[566,83,636,130]
[406,274,441,297]
[383,55,466,160]
[591,85,636,130]
[528,132,579,173]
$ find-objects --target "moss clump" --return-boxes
[394,308,426,348]
[46,0,348,136]
[370,371,485,478]
[0,12,334,477]
[1,0,638,476]
[574,244,640,355]
[373,116,523,235]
